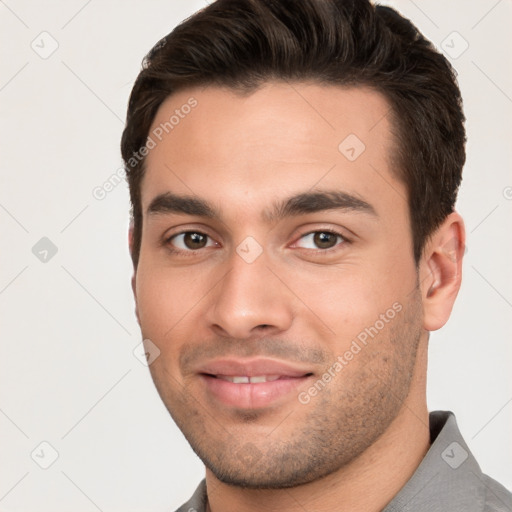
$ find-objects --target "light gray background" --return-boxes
[1,1,511,510]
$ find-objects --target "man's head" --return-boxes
[121,0,465,268]
[121,0,466,491]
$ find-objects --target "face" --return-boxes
[133,82,425,488]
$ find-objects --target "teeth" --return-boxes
[231,376,249,384]
[218,375,281,384]
[250,375,281,383]
[249,375,268,383]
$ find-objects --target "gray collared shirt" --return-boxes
[176,411,512,511]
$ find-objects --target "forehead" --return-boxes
[141,82,403,217]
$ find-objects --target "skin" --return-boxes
[130,82,465,512]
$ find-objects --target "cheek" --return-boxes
[287,258,415,348]
[135,268,199,389]
[289,267,388,319]
[135,264,201,340]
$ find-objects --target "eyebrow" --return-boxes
[146,190,377,221]
[147,192,217,217]
[265,190,377,222]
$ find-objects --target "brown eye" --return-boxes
[313,232,338,249]
[170,232,215,251]
[295,231,345,250]
[183,232,207,249]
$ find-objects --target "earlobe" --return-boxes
[420,212,466,332]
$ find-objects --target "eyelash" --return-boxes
[292,229,349,253]
[164,229,350,256]
[163,231,217,257]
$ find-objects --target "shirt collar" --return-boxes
[383,410,486,512]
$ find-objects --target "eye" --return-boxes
[295,231,346,250]
[169,231,217,251]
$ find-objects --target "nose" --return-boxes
[206,251,294,340]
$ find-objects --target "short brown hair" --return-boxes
[121,0,466,267]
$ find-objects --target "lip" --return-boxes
[197,358,313,409]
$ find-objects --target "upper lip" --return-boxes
[197,358,313,378]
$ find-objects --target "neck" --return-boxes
[206,342,430,512]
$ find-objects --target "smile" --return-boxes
[214,375,283,383]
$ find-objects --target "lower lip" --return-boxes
[200,374,311,409]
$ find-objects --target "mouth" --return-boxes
[197,358,314,409]
[211,374,290,383]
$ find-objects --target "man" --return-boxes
[120,0,512,510]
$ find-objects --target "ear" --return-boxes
[419,212,466,332]
[128,220,140,326]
